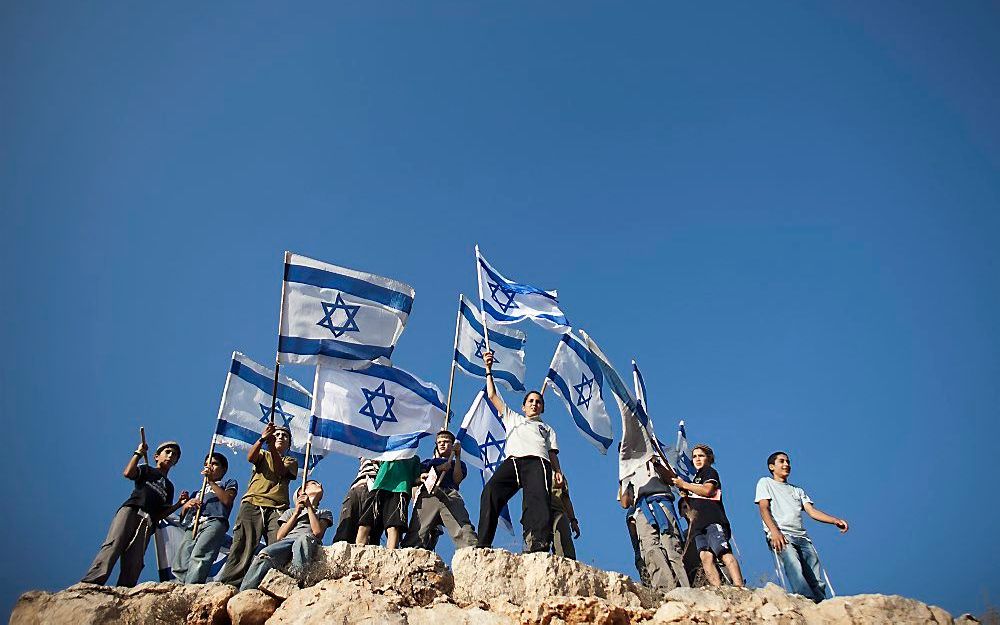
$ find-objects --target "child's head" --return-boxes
[434,430,456,457]
[154,442,181,471]
[273,426,292,454]
[692,444,714,469]
[204,452,228,481]
[522,391,545,418]
[295,479,324,506]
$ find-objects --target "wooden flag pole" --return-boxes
[444,295,462,430]
[301,436,313,492]
[139,427,149,465]
[192,360,235,536]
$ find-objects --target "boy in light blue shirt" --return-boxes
[173,452,238,584]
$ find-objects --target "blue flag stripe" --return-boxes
[349,363,446,411]
[311,416,432,453]
[459,300,525,350]
[284,263,414,314]
[230,359,311,410]
[482,300,569,327]
[546,369,614,450]
[279,336,393,361]
[214,420,318,468]
[454,351,525,391]
[559,334,606,391]
[478,259,557,300]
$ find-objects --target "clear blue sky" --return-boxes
[2,1,998,618]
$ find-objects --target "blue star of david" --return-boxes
[479,431,506,472]
[573,374,595,410]
[359,382,398,431]
[474,338,498,362]
[316,294,361,338]
[259,401,294,427]
[488,281,519,314]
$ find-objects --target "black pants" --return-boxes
[332,484,380,544]
[477,456,552,552]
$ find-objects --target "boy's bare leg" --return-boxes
[699,550,722,586]
[722,553,744,586]
[386,527,401,549]
[355,525,371,546]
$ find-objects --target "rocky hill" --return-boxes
[10,545,976,624]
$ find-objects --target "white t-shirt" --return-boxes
[502,406,558,460]
[623,461,672,500]
[754,477,812,538]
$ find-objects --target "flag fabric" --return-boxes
[454,295,527,392]
[154,515,232,582]
[455,390,513,534]
[544,333,614,453]
[215,352,325,469]
[309,361,446,461]
[475,245,570,333]
[279,252,415,365]
[665,420,696,481]
[631,360,670,458]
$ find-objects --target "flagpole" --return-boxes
[192,354,235,536]
[475,245,491,353]
[139,427,149,465]
[444,295,462,430]
[268,252,291,424]
[302,365,321,492]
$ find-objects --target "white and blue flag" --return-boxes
[456,390,513,534]
[154,515,232,582]
[666,420,696,481]
[215,352,325,469]
[631,360,670,458]
[279,252,415,365]
[455,295,527,392]
[544,332,613,454]
[310,361,446,461]
[476,245,570,333]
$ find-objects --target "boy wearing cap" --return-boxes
[218,422,298,586]
[82,439,189,587]
[172,452,239,583]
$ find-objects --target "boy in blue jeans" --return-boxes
[240,480,332,591]
[755,451,849,602]
[172,452,239,583]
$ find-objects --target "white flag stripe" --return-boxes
[545,333,614,453]
[475,245,571,333]
[455,295,526,391]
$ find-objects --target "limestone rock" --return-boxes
[403,601,516,625]
[10,582,235,625]
[804,593,956,624]
[522,596,653,625]
[258,568,298,601]
[303,542,453,606]
[267,576,407,625]
[451,548,660,611]
[226,590,279,625]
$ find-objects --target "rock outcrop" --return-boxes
[10,545,966,624]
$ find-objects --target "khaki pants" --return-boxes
[552,510,577,560]
[81,506,153,587]
[402,487,477,549]
[216,502,285,586]
[631,506,689,591]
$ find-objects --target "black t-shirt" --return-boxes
[686,466,729,532]
[121,464,175,515]
[422,457,468,491]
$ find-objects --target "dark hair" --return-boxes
[767,451,789,475]
[295,479,323,498]
[522,391,545,412]
[206,452,229,473]
[693,444,714,464]
[436,430,456,441]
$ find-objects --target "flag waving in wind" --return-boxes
[309,361,446,461]
[456,390,513,534]
[544,332,614,453]
[476,245,570,333]
[454,295,527,392]
[215,352,325,468]
[665,420,696,481]
[279,252,415,364]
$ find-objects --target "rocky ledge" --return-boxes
[10,544,976,624]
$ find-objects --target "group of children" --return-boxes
[82,351,848,604]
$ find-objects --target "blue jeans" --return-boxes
[239,534,319,591]
[776,534,827,602]
[172,518,228,584]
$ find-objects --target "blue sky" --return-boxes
[2,1,998,618]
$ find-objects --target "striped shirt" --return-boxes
[350,458,382,489]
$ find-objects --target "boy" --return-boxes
[672,444,744,587]
[356,455,422,549]
[218,422,298,586]
[240,480,333,590]
[82,440,188,587]
[332,458,382,544]
[551,472,580,559]
[172,452,239,583]
[402,431,478,549]
[478,351,562,553]
[755,451,849,602]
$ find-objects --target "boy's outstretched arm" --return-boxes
[803,502,849,532]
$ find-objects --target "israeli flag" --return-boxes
[455,295,526,392]
[215,352,325,469]
[154,515,232,582]
[476,245,570,333]
[279,252,415,364]
[544,333,613,454]
[456,390,513,534]
[665,420,696,481]
[310,361,446,461]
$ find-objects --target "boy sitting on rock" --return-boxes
[240,479,333,591]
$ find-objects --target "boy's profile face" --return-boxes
[769,454,791,479]
[155,447,179,471]
[273,429,291,453]
[205,457,226,481]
